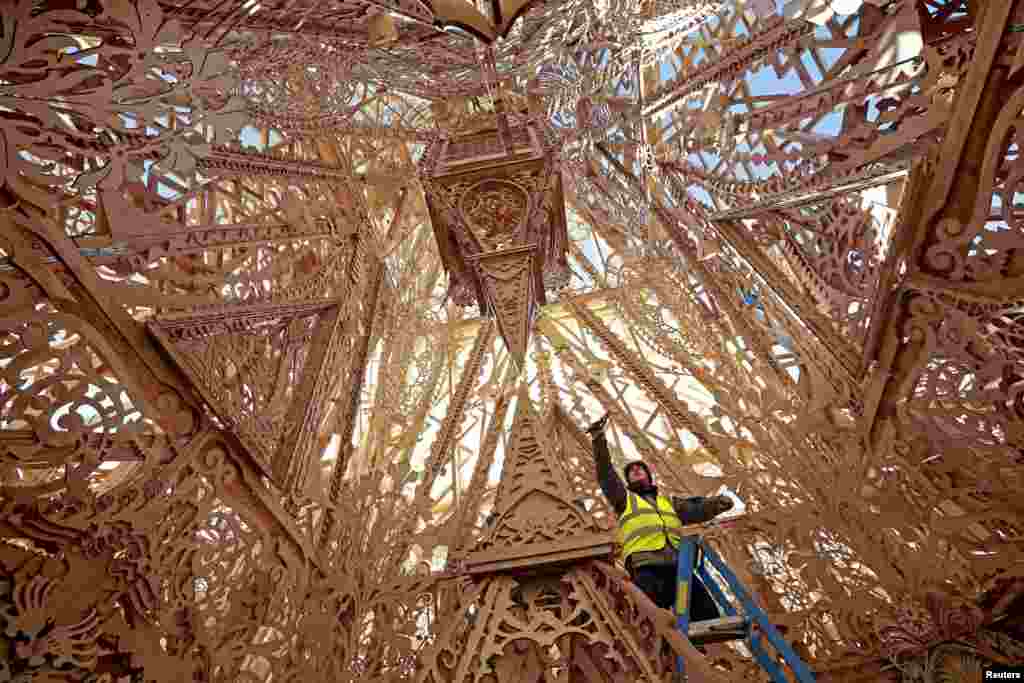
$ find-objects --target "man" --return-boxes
[586,413,733,622]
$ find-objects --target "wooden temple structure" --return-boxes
[0,0,1023,681]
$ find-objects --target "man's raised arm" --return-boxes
[586,414,628,515]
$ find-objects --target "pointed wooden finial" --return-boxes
[463,388,614,574]
[470,245,540,371]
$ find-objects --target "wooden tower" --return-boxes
[414,389,726,683]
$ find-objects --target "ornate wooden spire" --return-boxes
[463,386,614,573]
[420,111,569,370]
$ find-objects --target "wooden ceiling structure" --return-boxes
[1,0,1023,681]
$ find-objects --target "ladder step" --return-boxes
[688,616,750,645]
[674,539,816,680]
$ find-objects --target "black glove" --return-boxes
[585,413,610,438]
[706,495,734,517]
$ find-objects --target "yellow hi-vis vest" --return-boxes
[618,492,684,561]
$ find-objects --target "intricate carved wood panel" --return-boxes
[2,0,1024,680]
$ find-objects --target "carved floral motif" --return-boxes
[1,0,1022,681]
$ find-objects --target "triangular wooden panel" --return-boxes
[469,245,539,370]
[148,301,341,483]
[465,388,613,573]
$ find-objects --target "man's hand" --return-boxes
[706,495,734,518]
[586,413,610,438]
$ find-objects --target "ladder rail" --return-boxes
[699,539,816,683]
[695,563,737,618]
[671,534,817,683]
[673,534,699,676]
[750,631,792,683]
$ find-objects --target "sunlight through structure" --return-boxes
[0,0,1023,681]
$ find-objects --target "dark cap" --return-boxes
[623,460,654,485]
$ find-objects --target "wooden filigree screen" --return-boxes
[1,0,1024,683]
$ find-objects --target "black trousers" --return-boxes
[632,563,721,622]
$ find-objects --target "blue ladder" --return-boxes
[673,535,816,682]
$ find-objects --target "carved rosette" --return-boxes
[459,180,531,252]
